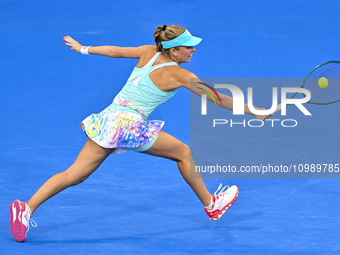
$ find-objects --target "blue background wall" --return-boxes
[1,0,340,254]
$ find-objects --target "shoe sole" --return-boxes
[10,200,26,242]
[210,187,239,221]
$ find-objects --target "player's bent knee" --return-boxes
[69,174,89,186]
[71,175,88,186]
[178,143,191,162]
[63,168,90,186]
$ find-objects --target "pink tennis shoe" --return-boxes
[204,184,239,221]
[10,200,37,242]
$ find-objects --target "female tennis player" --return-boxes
[10,25,272,242]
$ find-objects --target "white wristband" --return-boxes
[80,46,91,55]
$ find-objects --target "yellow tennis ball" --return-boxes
[318,77,329,89]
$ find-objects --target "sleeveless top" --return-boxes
[113,52,178,118]
[80,52,179,153]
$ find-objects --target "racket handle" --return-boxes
[274,104,281,113]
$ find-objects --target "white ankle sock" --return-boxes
[26,203,32,216]
[205,196,214,209]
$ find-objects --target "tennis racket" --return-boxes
[275,61,340,113]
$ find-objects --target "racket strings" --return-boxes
[303,61,340,104]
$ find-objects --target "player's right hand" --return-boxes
[253,108,274,121]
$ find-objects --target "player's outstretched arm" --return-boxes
[62,35,153,59]
[181,71,273,121]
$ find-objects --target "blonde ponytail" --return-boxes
[153,25,186,57]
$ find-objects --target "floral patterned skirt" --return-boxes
[80,103,164,154]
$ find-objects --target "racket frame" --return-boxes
[275,60,340,113]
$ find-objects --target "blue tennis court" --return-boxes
[1,0,340,254]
